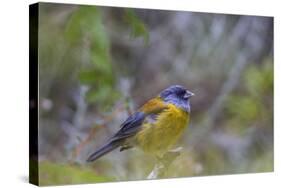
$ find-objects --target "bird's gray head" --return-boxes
[159,85,194,112]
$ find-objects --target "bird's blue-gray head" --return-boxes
[159,85,194,113]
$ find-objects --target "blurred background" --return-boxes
[36,3,273,185]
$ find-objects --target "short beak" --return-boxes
[189,92,195,97]
[184,91,195,99]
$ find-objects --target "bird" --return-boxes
[87,85,194,162]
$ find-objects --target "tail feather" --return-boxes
[87,142,119,162]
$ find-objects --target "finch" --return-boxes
[87,85,194,162]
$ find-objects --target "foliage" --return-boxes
[38,161,113,186]
[124,9,149,44]
[244,58,273,97]
[226,59,273,132]
[66,5,117,106]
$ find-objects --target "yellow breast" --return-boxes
[135,103,189,156]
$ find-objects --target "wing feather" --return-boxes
[110,98,167,142]
[110,112,145,142]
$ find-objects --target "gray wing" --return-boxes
[109,112,146,142]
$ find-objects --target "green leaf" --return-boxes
[124,9,149,44]
[79,68,114,85]
[65,5,120,105]
[65,5,111,71]
[86,86,112,103]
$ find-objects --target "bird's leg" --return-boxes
[119,145,133,152]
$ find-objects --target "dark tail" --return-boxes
[86,142,119,162]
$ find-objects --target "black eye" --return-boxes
[177,89,186,96]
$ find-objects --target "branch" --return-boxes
[147,147,182,179]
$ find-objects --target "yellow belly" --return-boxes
[135,104,189,156]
